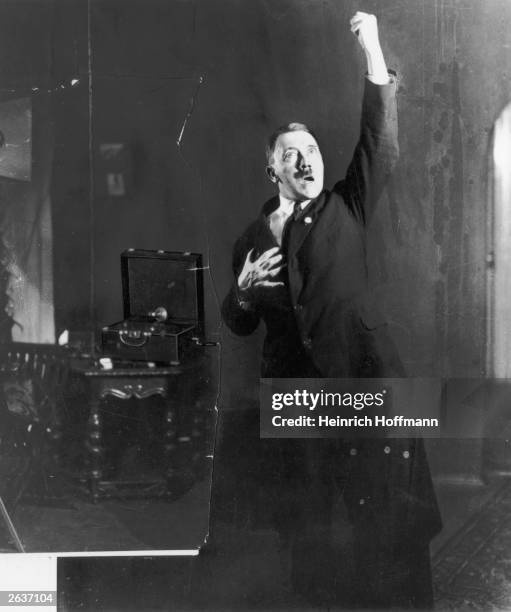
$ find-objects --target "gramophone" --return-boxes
[101,249,204,365]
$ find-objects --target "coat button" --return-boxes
[303,337,312,348]
[304,216,312,224]
[359,498,365,505]
[403,450,410,459]
[384,445,391,454]
[350,448,358,456]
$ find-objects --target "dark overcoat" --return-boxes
[219,76,441,587]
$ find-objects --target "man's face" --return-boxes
[268,130,324,201]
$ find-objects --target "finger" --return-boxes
[263,253,284,267]
[257,246,280,263]
[261,246,280,256]
[266,260,286,271]
[258,254,283,271]
[244,248,255,263]
[254,280,285,288]
[265,265,286,277]
[353,13,375,27]
[258,253,280,268]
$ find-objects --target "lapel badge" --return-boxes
[304,216,312,224]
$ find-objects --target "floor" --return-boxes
[50,476,511,610]
[5,481,210,553]
[0,384,214,554]
[433,479,511,610]
[2,393,510,609]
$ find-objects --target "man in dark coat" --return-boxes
[217,11,442,609]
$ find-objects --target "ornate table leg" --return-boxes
[87,397,103,503]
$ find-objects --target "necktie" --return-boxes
[280,202,302,252]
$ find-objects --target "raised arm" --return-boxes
[334,12,399,225]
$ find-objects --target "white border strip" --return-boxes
[5,550,199,557]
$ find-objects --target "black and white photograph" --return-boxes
[1,0,511,610]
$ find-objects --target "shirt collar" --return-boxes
[278,194,311,213]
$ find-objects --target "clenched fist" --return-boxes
[350,12,380,54]
[349,11,389,85]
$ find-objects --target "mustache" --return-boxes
[295,170,315,181]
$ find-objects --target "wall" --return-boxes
[48,1,511,392]
[51,0,95,333]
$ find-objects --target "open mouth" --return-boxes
[303,176,314,182]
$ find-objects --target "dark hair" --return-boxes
[266,122,318,164]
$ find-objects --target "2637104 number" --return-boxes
[7,592,54,605]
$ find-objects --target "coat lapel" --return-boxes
[287,190,328,260]
[254,196,280,253]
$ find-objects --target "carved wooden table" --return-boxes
[71,360,204,502]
